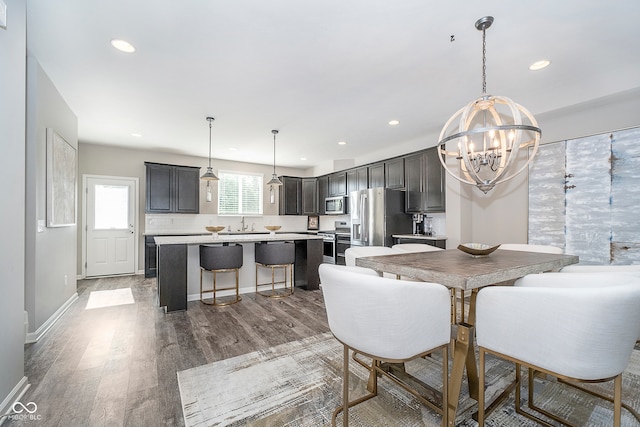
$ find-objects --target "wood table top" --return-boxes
[355,249,579,290]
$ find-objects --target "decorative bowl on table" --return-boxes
[457,243,501,257]
[206,226,225,238]
[265,225,281,235]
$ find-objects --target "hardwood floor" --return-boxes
[8,275,329,426]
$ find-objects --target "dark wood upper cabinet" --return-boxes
[317,176,328,215]
[403,147,445,213]
[423,148,445,212]
[385,157,405,189]
[301,178,318,215]
[145,162,200,214]
[347,167,368,195]
[368,162,385,189]
[279,176,302,215]
[328,172,347,196]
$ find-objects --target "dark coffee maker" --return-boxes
[412,213,424,235]
[412,213,433,236]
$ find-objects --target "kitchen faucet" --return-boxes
[240,216,248,232]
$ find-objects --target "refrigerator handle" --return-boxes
[361,192,368,244]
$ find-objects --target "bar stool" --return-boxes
[199,244,243,306]
[255,242,295,298]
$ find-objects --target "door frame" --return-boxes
[81,174,139,278]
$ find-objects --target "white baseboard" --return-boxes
[25,293,78,344]
[0,377,30,426]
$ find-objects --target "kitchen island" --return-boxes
[154,233,323,312]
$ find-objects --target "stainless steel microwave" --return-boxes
[325,196,348,215]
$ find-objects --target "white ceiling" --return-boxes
[26,0,640,171]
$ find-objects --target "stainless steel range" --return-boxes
[317,231,336,264]
[318,221,351,265]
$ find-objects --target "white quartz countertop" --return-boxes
[154,233,323,245]
[392,234,447,240]
[143,231,210,236]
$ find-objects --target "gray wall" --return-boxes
[25,57,78,333]
[0,0,27,413]
[77,143,309,275]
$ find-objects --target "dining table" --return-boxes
[355,248,579,424]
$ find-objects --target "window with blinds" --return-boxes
[218,171,264,215]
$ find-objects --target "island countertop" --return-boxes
[154,233,323,246]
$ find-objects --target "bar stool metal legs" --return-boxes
[200,267,242,306]
[255,262,293,298]
[254,241,295,298]
[199,244,243,306]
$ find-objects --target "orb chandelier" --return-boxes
[437,16,541,194]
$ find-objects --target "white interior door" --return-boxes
[85,176,137,277]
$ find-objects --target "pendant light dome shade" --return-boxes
[201,116,219,181]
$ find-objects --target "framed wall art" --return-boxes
[307,215,319,230]
[46,128,77,227]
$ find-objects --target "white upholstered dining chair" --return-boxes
[560,264,640,274]
[319,263,451,427]
[344,246,403,279]
[392,243,444,253]
[499,243,563,254]
[344,246,402,267]
[476,274,640,427]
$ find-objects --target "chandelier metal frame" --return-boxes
[437,16,541,193]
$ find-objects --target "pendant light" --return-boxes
[201,116,219,181]
[437,16,541,194]
[267,129,283,204]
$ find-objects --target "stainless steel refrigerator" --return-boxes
[350,187,412,247]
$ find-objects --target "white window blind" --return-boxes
[218,171,263,215]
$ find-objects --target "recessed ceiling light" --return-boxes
[300,157,307,161]
[529,60,550,71]
[131,132,142,137]
[338,141,347,145]
[228,147,237,151]
[388,120,400,126]
[110,39,136,53]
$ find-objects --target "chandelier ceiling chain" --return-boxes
[481,20,487,94]
[437,15,541,194]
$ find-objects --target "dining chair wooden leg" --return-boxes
[478,348,486,426]
[343,345,349,427]
[448,323,472,423]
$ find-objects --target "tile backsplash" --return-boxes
[144,212,444,236]
[146,214,315,235]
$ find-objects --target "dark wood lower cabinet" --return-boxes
[145,236,158,278]
[156,244,188,312]
[393,236,447,249]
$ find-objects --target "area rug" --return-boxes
[178,333,640,426]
